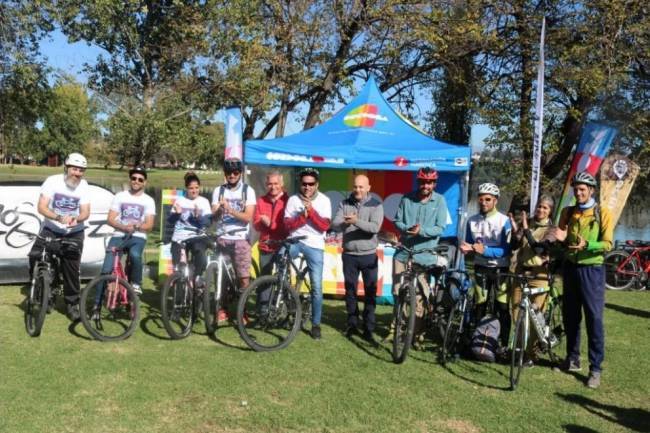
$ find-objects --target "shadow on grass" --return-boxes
[441,357,511,391]
[68,319,93,341]
[140,315,173,340]
[557,393,650,432]
[605,303,650,319]
[562,425,600,433]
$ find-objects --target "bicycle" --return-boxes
[236,236,311,352]
[80,235,139,341]
[505,272,564,390]
[440,269,474,365]
[604,240,649,291]
[25,234,80,337]
[388,242,452,364]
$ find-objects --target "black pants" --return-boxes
[474,265,511,348]
[258,250,276,277]
[28,227,84,306]
[342,253,378,332]
[171,238,210,276]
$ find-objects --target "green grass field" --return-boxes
[1,282,648,433]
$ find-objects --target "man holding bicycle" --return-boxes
[284,167,331,340]
[28,153,91,321]
[253,170,289,276]
[100,166,156,295]
[332,174,384,344]
[553,171,614,389]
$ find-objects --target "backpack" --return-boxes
[217,183,249,204]
[567,204,601,231]
[471,315,501,362]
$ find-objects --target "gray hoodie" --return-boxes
[332,194,384,255]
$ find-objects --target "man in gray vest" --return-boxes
[332,174,384,345]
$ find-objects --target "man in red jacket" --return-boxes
[253,170,289,276]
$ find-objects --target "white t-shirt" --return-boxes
[171,195,212,242]
[40,174,91,235]
[110,190,156,239]
[284,192,332,250]
[211,182,256,241]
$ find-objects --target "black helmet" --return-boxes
[298,167,320,181]
[129,165,147,179]
[223,158,243,173]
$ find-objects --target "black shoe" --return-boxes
[344,326,360,338]
[362,330,378,347]
[66,304,80,322]
[311,325,321,340]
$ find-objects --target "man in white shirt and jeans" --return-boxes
[28,153,91,321]
[284,168,331,340]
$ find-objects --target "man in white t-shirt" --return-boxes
[99,166,156,296]
[284,167,331,339]
[28,153,91,321]
[211,158,256,322]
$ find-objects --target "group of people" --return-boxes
[29,152,613,389]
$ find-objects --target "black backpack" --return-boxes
[471,315,501,363]
[216,183,249,204]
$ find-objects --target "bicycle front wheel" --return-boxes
[392,282,416,364]
[80,275,139,341]
[510,309,527,390]
[237,275,301,352]
[160,272,194,339]
[25,264,51,337]
[203,261,225,335]
[604,250,638,290]
[441,295,466,365]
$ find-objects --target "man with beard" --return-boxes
[332,174,384,345]
[391,167,449,344]
[29,153,91,321]
[99,166,156,296]
[284,168,331,340]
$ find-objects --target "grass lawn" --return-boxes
[1,282,648,433]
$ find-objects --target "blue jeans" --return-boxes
[289,242,324,326]
[100,235,146,285]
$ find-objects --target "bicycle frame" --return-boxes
[104,245,131,312]
[618,246,650,276]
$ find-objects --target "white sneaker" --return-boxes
[132,284,142,296]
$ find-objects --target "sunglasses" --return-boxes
[301,182,316,187]
[130,176,145,183]
[226,170,241,176]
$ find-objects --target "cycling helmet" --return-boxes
[416,167,439,181]
[64,152,87,168]
[478,182,500,197]
[129,165,148,179]
[223,158,243,173]
[571,171,597,187]
[298,167,320,181]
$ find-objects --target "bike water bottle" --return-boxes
[531,304,547,346]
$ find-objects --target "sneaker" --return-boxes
[66,304,80,322]
[523,358,535,368]
[311,325,321,340]
[344,326,360,338]
[587,371,601,389]
[555,358,582,373]
[362,330,378,347]
[91,305,101,321]
[216,309,229,323]
[132,284,143,296]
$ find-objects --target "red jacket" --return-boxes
[253,192,289,252]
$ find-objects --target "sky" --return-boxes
[39,29,490,151]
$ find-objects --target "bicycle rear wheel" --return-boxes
[510,309,527,390]
[546,296,564,365]
[80,275,139,341]
[160,272,194,339]
[604,250,638,290]
[236,275,302,352]
[441,295,466,365]
[392,282,416,364]
[25,264,50,337]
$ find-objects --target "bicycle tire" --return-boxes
[203,261,224,335]
[80,275,140,341]
[236,275,302,352]
[160,272,194,339]
[604,250,638,290]
[392,282,416,364]
[441,295,465,365]
[546,296,564,365]
[25,264,50,337]
[436,278,459,341]
[510,309,527,390]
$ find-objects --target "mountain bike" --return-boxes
[505,272,564,390]
[440,269,474,365]
[236,236,311,352]
[25,234,80,337]
[604,240,649,291]
[80,235,139,341]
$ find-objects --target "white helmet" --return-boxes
[478,182,500,197]
[571,171,597,187]
[64,152,87,168]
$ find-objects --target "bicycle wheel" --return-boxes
[25,264,51,337]
[160,272,194,339]
[436,277,459,340]
[546,296,564,364]
[80,275,139,341]
[441,295,466,365]
[203,261,224,335]
[392,282,416,364]
[604,250,638,290]
[510,309,527,390]
[236,275,302,352]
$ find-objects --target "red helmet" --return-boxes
[416,167,438,181]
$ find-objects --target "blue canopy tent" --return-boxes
[245,76,471,245]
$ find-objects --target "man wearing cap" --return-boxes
[99,166,156,296]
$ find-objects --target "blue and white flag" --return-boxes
[530,16,546,214]
[224,106,243,160]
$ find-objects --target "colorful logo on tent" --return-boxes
[394,156,409,167]
[343,104,388,128]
